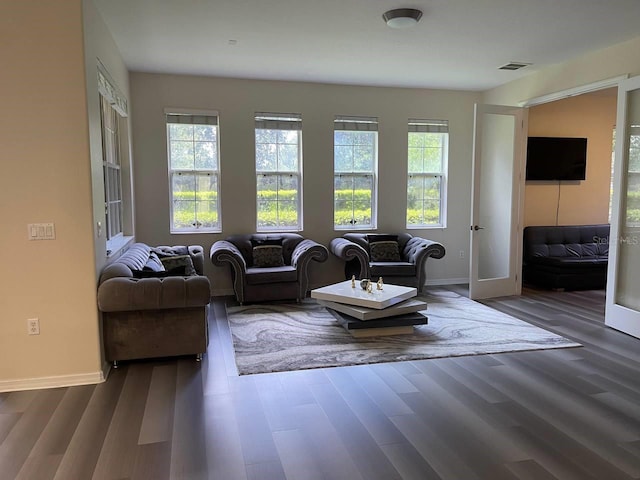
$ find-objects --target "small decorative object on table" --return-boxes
[360,278,370,290]
[367,281,373,293]
[377,277,384,290]
[351,275,356,288]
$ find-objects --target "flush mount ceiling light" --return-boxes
[382,8,423,28]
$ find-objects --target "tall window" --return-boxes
[166,111,221,233]
[334,116,378,230]
[255,113,303,231]
[407,119,448,227]
[97,64,131,255]
[100,95,123,240]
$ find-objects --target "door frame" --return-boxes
[605,74,640,338]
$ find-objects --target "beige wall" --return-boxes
[524,93,617,226]
[0,1,102,385]
[130,73,482,291]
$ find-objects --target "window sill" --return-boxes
[106,235,134,257]
[170,229,222,235]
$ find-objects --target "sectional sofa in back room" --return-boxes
[522,224,610,290]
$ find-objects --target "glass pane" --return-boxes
[170,140,194,170]
[169,124,193,141]
[407,176,424,226]
[278,144,298,172]
[353,131,375,146]
[423,147,443,172]
[256,128,277,144]
[334,145,353,171]
[352,175,373,226]
[194,125,216,142]
[478,113,514,281]
[408,132,424,148]
[173,200,195,229]
[334,131,353,146]
[408,148,423,173]
[278,130,299,144]
[353,145,373,172]
[615,88,640,310]
[256,143,277,171]
[194,141,216,170]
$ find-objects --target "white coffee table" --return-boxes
[311,280,428,336]
[310,280,417,309]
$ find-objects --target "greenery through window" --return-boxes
[407,119,448,227]
[166,111,221,233]
[625,125,640,226]
[334,116,378,229]
[255,113,302,231]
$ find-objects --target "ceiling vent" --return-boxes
[499,62,532,71]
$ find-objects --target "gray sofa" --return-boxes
[330,233,446,293]
[97,243,211,366]
[210,233,328,304]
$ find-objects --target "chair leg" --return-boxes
[112,360,119,369]
[196,353,203,362]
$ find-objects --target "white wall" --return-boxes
[0,0,102,389]
[484,36,640,106]
[130,74,481,291]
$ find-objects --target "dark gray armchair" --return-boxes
[210,233,329,304]
[329,233,445,293]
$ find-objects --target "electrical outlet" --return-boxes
[459,250,465,258]
[27,318,40,335]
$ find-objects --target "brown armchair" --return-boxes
[210,233,329,304]
[329,233,445,293]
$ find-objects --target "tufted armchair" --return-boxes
[210,233,329,304]
[329,233,445,293]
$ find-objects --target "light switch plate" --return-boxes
[28,223,55,240]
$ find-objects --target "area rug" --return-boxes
[226,289,581,375]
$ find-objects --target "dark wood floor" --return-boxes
[1,287,640,480]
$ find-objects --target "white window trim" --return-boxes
[255,112,303,232]
[165,108,222,234]
[406,120,449,229]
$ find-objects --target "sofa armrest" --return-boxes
[188,245,205,275]
[329,237,369,279]
[403,237,446,265]
[97,276,211,312]
[402,236,445,290]
[290,239,329,299]
[210,240,248,302]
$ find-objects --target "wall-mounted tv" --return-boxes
[525,136,588,181]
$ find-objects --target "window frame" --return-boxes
[99,94,124,242]
[406,119,449,229]
[165,109,222,234]
[333,115,378,231]
[255,112,303,232]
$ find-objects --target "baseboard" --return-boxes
[0,370,106,393]
[425,277,468,286]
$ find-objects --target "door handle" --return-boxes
[471,225,485,231]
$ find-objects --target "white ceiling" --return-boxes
[93,0,640,92]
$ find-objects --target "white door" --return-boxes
[606,76,640,338]
[470,104,526,299]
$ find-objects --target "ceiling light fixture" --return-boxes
[382,8,423,28]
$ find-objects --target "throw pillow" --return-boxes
[252,245,285,268]
[160,254,197,276]
[369,239,401,262]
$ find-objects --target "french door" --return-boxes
[470,104,527,299]
[605,75,640,338]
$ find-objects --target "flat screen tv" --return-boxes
[525,136,587,181]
